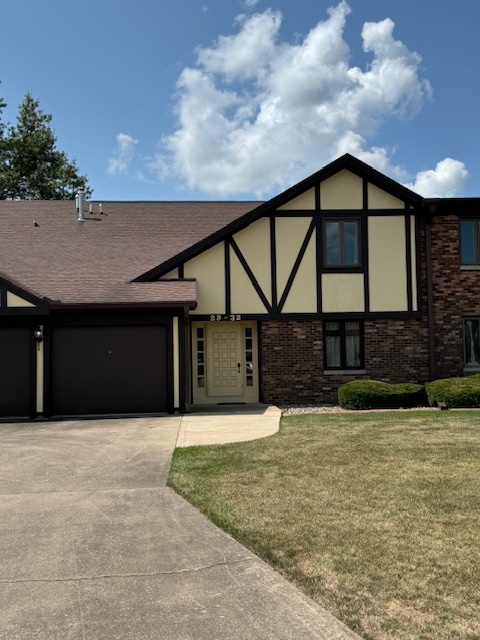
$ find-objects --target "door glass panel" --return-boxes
[245,326,254,387]
[196,327,205,388]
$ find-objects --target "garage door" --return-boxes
[51,326,167,415]
[0,328,32,418]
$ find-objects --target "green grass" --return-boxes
[168,411,480,640]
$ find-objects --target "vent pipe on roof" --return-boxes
[76,190,85,221]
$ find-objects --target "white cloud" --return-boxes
[108,133,138,176]
[243,0,260,8]
[151,2,466,198]
[405,159,470,198]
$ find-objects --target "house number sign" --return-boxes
[210,314,242,321]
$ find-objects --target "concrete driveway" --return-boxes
[0,417,359,640]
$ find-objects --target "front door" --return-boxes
[192,321,258,404]
[207,324,243,397]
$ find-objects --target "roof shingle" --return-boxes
[0,200,259,307]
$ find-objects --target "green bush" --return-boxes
[425,374,480,408]
[338,379,428,410]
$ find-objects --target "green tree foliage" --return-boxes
[0,91,92,200]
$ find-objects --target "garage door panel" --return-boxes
[0,329,32,417]
[52,326,168,415]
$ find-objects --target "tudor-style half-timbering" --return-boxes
[165,167,421,321]
[5,153,479,417]
[145,159,425,406]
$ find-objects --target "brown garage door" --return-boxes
[0,328,32,418]
[51,326,167,415]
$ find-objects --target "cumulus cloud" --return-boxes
[243,0,260,8]
[108,133,138,176]
[149,2,466,198]
[405,159,470,198]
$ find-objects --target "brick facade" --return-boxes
[260,317,430,405]
[429,215,480,378]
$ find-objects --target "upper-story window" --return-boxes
[324,219,360,267]
[460,219,480,265]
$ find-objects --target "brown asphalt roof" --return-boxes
[0,200,260,307]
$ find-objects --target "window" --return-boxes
[460,219,480,265]
[464,318,480,368]
[324,219,360,266]
[324,321,363,370]
[195,327,205,387]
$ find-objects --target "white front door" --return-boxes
[192,321,258,404]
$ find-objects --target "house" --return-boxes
[1,154,479,419]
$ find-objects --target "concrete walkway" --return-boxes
[0,415,360,640]
[177,404,281,447]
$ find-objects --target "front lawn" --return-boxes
[168,411,480,640]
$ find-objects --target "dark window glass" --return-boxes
[325,222,340,265]
[325,219,359,266]
[325,321,363,370]
[464,319,480,367]
[461,220,480,265]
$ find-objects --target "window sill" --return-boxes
[323,369,366,376]
[460,265,480,270]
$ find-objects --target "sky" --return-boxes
[1,0,479,201]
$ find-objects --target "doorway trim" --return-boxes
[191,321,259,405]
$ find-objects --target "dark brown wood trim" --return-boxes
[415,217,422,313]
[29,328,37,418]
[166,319,175,413]
[278,219,316,312]
[225,240,231,316]
[405,212,413,313]
[363,178,368,210]
[363,215,370,313]
[316,217,323,314]
[425,219,436,380]
[230,238,273,314]
[190,310,423,322]
[48,302,195,311]
[257,320,263,403]
[0,276,50,312]
[0,308,49,316]
[272,210,319,217]
[270,217,278,313]
[315,183,321,210]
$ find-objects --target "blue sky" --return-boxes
[1,0,479,201]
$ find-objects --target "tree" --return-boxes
[0,92,92,200]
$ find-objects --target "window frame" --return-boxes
[323,217,361,268]
[460,218,480,266]
[323,320,365,371]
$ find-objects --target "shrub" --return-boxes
[425,374,480,408]
[338,379,428,410]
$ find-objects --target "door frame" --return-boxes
[191,320,259,405]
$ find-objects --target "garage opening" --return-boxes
[51,326,168,415]
[0,328,33,418]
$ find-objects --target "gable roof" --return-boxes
[134,153,425,281]
[0,200,258,308]
[3,154,468,310]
